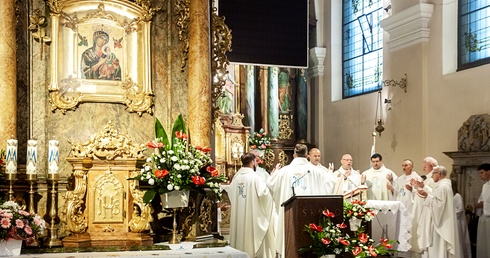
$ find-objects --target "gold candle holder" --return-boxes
[168,208,180,244]
[47,173,62,247]
[5,173,17,201]
[26,174,40,247]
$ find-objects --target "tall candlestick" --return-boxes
[5,139,17,174]
[26,139,38,175]
[48,140,59,174]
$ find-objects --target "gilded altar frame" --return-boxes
[47,0,159,115]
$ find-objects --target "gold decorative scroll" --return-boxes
[60,167,88,234]
[47,1,160,115]
[68,121,146,160]
[198,197,212,233]
[128,171,153,233]
[277,150,289,167]
[279,114,294,140]
[263,149,275,169]
[211,8,232,120]
[175,0,190,72]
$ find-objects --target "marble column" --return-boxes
[244,65,255,132]
[187,0,211,147]
[267,67,279,140]
[0,0,17,145]
[296,69,308,142]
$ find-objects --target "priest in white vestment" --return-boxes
[333,154,362,195]
[266,144,335,257]
[452,179,472,258]
[417,165,460,258]
[308,148,333,173]
[229,152,276,258]
[391,159,422,212]
[476,163,490,258]
[361,153,397,200]
[410,157,438,255]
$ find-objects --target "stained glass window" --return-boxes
[459,0,490,70]
[342,0,383,98]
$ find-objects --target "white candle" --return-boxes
[48,140,59,174]
[5,139,17,174]
[26,139,38,175]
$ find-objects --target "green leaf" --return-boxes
[155,118,169,148]
[127,175,142,181]
[171,114,187,147]
[143,189,157,204]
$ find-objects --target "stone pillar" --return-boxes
[187,0,211,147]
[0,0,17,145]
[267,67,279,140]
[244,66,255,132]
[296,69,308,142]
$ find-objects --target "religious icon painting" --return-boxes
[47,1,159,115]
[78,23,124,81]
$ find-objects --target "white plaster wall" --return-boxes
[314,0,490,175]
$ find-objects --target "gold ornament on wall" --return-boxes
[28,9,51,60]
[278,115,294,140]
[175,0,190,72]
[46,1,160,115]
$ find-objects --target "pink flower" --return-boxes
[33,218,41,226]
[1,218,10,229]
[3,212,13,219]
[15,219,24,228]
[19,210,30,216]
[24,225,32,235]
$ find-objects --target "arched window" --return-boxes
[458,1,490,70]
[342,0,383,98]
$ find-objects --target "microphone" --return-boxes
[291,170,311,196]
[337,169,359,188]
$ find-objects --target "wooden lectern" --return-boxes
[282,195,344,258]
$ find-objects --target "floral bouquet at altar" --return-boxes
[248,128,271,150]
[131,114,227,205]
[0,201,46,244]
[300,201,397,258]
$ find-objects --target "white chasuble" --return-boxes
[229,167,276,258]
[362,165,398,200]
[266,157,335,256]
[393,172,422,212]
[420,178,460,258]
[333,167,361,195]
[477,181,490,258]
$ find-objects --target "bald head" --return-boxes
[309,148,321,165]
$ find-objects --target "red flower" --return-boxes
[154,169,169,178]
[368,245,378,257]
[147,141,164,148]
[195,145,203,150]
[250,145,257,149]
[352,246,362,256]
[358,232,368,243]
[260,144,266,149]
[322,209,335,218]
[380,238,388,244]
[309,223,322,232]
[191,175,206,185]
[201,146,212,152]
[339,237,350,246]
[175,131,188,139]
[257,133,262,137]
[380,238,393,249]
[321,238,331,245]
[336,222,347,229]
[206,166,219,177]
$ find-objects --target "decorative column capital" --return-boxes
[308,47,326,77]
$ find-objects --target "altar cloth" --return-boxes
[366,200,412,252]
[17,246,250,258]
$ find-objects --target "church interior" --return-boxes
[0,0,489,257]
